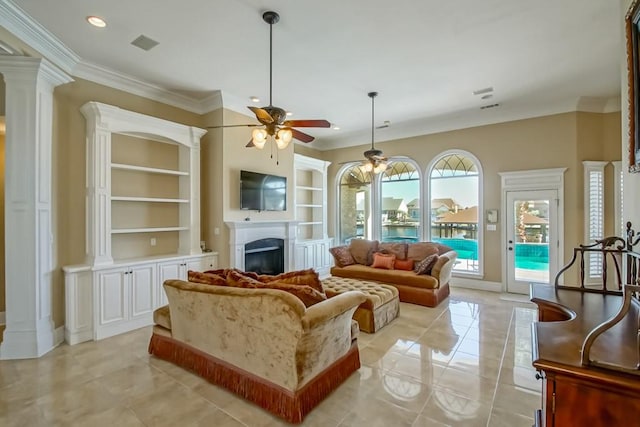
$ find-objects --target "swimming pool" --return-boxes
[431,238,549,271]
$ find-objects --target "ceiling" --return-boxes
[1,0,622,150]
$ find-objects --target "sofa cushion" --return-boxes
[260,281,327,307]
[378,242,407,260]
[187,270,228,286]
[331,264,439,289]
[226,270,261,288]
[371,252,396,269]
[153,305,172,330]
[394,258,414,271]
[349,239,379,265]
[415,254,439,275]
[329,245,356,267]
[258,269,324,294]
[407,242,439,262]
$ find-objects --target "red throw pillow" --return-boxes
[258,281,327,307]
[394,258,414,271]
[329,246,356,267]
[414,254,439,275]
[225,270,261,288]
[257,269,324,294]
[187,270,228,286]
[371,252,396,269]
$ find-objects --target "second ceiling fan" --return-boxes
[210,11,330,149]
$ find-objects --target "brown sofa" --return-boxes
[330,239,457,307]
[149,279,366,424]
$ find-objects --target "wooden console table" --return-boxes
[530,283,640,426]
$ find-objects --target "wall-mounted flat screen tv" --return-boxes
[240,170,287,211]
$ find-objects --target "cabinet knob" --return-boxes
[535,372,544,380]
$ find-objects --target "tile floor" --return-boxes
[0,288,541,426]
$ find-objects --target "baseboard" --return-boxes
[450,277,502,293]
[0,312,5,325]
[54,326,65,348]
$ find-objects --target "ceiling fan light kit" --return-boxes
[362,91,388,174]
[208,10,330,159]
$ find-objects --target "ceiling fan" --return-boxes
[361,91,388,174]
[208,11,330,150]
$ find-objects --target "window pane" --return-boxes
[380,161,420,243]
[338,165,371,244]
[430,153,480,273]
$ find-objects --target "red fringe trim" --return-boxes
[148,333,361,424]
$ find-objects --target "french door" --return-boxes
[505,190,558,294]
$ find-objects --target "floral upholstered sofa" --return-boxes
[329,239,457,307]
[148,269,366,424]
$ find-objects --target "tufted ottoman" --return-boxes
[322,276,400,333]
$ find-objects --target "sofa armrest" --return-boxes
[302,290,367,330]
[432,250,458,286]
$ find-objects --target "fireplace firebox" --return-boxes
[244,238,284,275]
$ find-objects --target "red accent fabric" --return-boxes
[148,333,361,424]
[371,252,396,269]
[394,258,415,271]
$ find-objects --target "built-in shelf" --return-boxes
[296,185,322,191]
[111,196,189,203]
[297,204,323,208]
[111,227,189,234]
[111,163,189,176]
[298,221,323,226]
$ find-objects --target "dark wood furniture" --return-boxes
[530,223,640,427]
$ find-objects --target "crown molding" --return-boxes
[576,96,622,113]
[73,61,220,114]
[0,0,79,74]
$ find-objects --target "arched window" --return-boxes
[428,151,483,275]
[337,163,372,244]
[380,159,421,243]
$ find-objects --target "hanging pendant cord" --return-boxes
[269,21,273,107]
[371,95,375,150]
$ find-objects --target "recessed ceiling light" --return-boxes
[250,96,260,103]
[86,16,107,28]
[333,126,340,131]
[286,111,293,116]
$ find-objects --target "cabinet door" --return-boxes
[201,254,218,271]
[186,257,204,273]
[96,268,127,327]
[130,264,155,319]
[157,260,182,307]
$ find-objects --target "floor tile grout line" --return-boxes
[485,306,516,427]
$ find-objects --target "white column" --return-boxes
[0,57,73,359]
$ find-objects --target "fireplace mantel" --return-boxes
[225,220,299,271]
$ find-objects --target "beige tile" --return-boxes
[488,407,535,427]
[491,382,541,418]
[0,288,547,427]
[446,351,502,381]
[420,387,491,427]
[434,368,497,403]
[338,394,420,427]
[128,381,219,426]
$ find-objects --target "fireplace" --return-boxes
[244,238,284,275]
[226,220,298,272]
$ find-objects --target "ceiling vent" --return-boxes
[473,87,494,96]
[131,35,159,51]
[480,103,500,110]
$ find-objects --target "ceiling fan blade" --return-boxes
[282,119,330,128]
[246,140,255,148]
[207,124,260,129]
[247,106,274,124]
[291,128,315,143]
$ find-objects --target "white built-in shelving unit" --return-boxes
[63,102,218,345]
[293,154,333,277]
